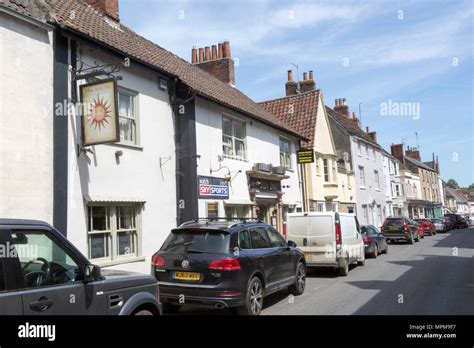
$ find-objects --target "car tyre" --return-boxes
[288,262,306,296]
[133,309,154,316]
[372,244,378,258]
[237,276,264,315]
[162,303,181,314]
[383,243,388,254]
[357,252,365,266]
[337,257,349,276]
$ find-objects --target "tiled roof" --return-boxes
[445,187,468,203]
[1,0,304,139]
[259,90,320,147]
[405,156,436,171]
[0,0,49,21]
[325,106,380,147]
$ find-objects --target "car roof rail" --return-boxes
[179,217,263,228]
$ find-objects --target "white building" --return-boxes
[382,151,405,217]
[0,3,54,223]
[401,168,424,219]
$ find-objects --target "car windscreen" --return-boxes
[384,219,403,227]
[160,229,230,254]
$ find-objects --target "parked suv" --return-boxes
[152,219,306,315]
[0,219,161,315]
[381,217,419,244]
[444,214,468,229]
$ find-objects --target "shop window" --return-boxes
[207,202,219,219]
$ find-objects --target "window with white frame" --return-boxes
[377,205,382,225]
[332,202,339,212]
[413,184,418,197]
[279,138,292,169]
[317,202,325,212]
[373,148,376,160]
[358,142,362,156]
[118,90,139,145]
[374,170,380,189]
[359,166,365,187]
[362,205,368,224]
[87,204,140,262]
[365,144,369,158]
[332,159,337,182]
[395,184,401,197]
[315,155,320,175]
[222,116,247,160]
[323,159,329,182]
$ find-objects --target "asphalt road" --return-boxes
[176,227,474,315]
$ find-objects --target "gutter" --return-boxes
[0,4,54,31]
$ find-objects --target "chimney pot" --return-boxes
[204,47,211,61]
[191,47,198,64]
[287,70,293,81]
[303,72,307,81]
[198,47,204,63]
[309,70,314,80]
[211,45,217,60]
[218,43,223,58]
[335,98,339,107]
[343,98,347,105]
[223,41,231,58]
[366,126,369,133]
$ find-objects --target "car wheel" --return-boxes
[337,257,349,276]
[358,252,365,266]
[288,262,306,296]
[372,244,378,258]
[162,303,181,314]
[133,309,154,316]
[408,235,414,244]
[415,235,420,242]
[383,243,388,254]
[237,277,264,315]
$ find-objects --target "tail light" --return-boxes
[219,291,241,297]
[209,258,241,271]
[282,222,287,239]
[380,225,384,231]
[363,236,373,243]
[151,255,165,267]
[335,221,342,245]
[403,221,409,231]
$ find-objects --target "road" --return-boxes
[177,227,474,315]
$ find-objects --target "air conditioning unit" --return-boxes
[254,163,272,172]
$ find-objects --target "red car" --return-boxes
[414,219,436,236]
[412,221,425,239]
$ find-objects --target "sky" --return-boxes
[119,0,474,187]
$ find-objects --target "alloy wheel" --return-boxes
[249,280,263,315]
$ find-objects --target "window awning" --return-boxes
[223,200,255,206]
[83,195,146,203]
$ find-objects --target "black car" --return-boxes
[381,216,419,244]
[0,219,161,315]
[361,225,388,257]
[444,214,468,229]
[152,219,306,315]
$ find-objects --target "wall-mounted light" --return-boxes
[115,150,123,158]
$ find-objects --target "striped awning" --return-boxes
[83,195,146,203]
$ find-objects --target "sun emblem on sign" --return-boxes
[88,95,112,131]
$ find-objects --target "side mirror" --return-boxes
[287,240,297,248]
[83,264,102,282]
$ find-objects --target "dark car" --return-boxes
[414,219,436,236]
[152,218,306,315]
[361,225,388,257]
[381,216,419,244]
[444,214,468,229]
[0,219,161,315]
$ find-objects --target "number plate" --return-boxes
[173,271,201,281]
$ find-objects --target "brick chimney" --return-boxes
[365,126,377,143]
[391,143,404,163]
[334,97,349,116]
[85,0,119,21]
[300,70,316,93]
[406,146,421,161]
[192,40,235,85]
[285,70,299,96]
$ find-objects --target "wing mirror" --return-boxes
[83,264,102,282]
[287,240,297,248]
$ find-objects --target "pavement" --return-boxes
[174,227,474,315]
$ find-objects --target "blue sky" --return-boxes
[120,0,473,187]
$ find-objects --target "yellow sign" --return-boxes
[297,149,314,164]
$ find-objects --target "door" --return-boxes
[248,226,280,291]
[8,228,103,315]
[309,214,335,264]
[265,227,293,282]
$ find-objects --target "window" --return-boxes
[395,184,401,197]
[359,166,365,187]
[225,205,249,219]
[222,116,246,160]
[332,202,339,212]
[413,184,418,197]
[317,202,325,212]
[161,229,229,254]
[323,159,329,182]
[279,138,292,169]
[362,205,369,224]
[374,170,380,189]
[332,159,337,182]
[358,142,362,156]
[118,90,139,145]
[10,230,80,288]
[266,227,286,247]
[239,230,252,249]
[249,227,270,249]
[373,148,376,160]
[365,144,369,158]
[377,205,382,225]
[87,205,141,262]
[315,155,320,174]
[207,202,219,219]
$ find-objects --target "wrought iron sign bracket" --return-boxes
[72,58,124,82]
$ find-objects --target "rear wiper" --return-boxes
[186,249,205,253]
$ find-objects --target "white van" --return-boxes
[286,212,365,276]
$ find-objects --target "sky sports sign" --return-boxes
[198,176,229,199]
